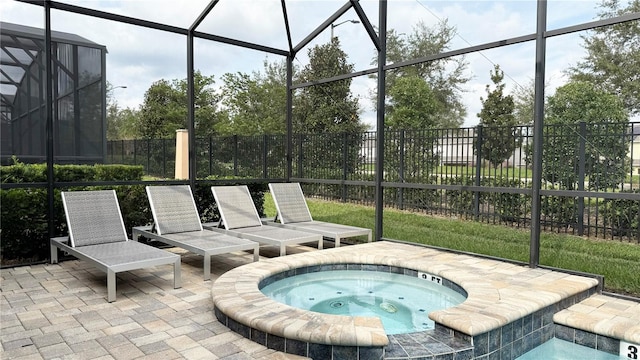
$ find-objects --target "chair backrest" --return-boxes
[211,185,262,230]
[268,182,313,224]
[146,185,203,235]
[61,190,128,247]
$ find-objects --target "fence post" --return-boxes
[263,135,268,179]
[474,126,483,220]
[233,135,238,176]
[399,130,405,210]
[342,133,348,202]
[162,138,166,178]
[175,129,189,179]
[298,134,303,178]
[577,121,586,236]
[209,136,213,176]
[147,139,151,175]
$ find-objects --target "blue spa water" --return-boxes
[516,338,625,360]
[260,270,466,335]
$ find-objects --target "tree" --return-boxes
[137,71,223,139]
[175,71,226,138]
[542,81,629,190]
[106,100,122,140]
[373,22,471,128]
[567,0,640,116]
[138,79,183,139]
[293,39,366,179]
[476,65,517,168]
[386,76,442,130]
[106,82,138,140]
[106,101,139,140]
[512,78,536,126]
[219,60,288,135]
[294,38,365,134]
[383,76,442,183]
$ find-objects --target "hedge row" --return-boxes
[0,163,266,265]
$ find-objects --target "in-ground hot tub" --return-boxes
[211,241,599,360]
[260,268,467,335]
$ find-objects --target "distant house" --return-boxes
[437,128,529,168]
[631,123,640,174]
[360,124,639,172]
[360,128,530,168]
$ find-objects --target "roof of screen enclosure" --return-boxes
[0,21,106,122]
[6,1,640,101]
[4,0,640,267]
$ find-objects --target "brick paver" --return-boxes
[1,246,312,359]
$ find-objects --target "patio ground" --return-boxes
[1,244,316,360]
[2,240,638,359]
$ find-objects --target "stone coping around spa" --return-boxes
[211,241,600,348]
[553,294,640,344]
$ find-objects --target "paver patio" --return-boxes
[1,244,315,360]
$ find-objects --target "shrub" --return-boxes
[489,177,531,223]
[194,176,268,224]
[541,195,577,228]
[444,176,478,216]
[1,163,145,265]
[601,190,640,239]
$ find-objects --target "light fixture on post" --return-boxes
[330,19,360,40]
[108,85,127,95]
[107,85,127,106]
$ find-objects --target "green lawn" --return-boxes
[357,163,640,186]
[264,193,640,297]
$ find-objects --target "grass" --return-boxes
[264,193,640,297]
[357,163,533,178]
[358,163,640,187]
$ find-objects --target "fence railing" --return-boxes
[106,122,640,242]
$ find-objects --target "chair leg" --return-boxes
[173,259,182,289]
[280,244,286,256]
[252,246,259,262]
[335,237,341,248]
[204,255,211,281]
[50,244,58,264]
[318,238,323,250]
[368,233,372,242]
[107,269,116,303]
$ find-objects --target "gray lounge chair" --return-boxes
[132,185,259,281]
[50,190,181,302]
[266,182,372,247]
[210,185,323,256]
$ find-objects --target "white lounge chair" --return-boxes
[50,190,181,302]
[132,185,259,281]
[266,182,372,247]
[210,185,322,256]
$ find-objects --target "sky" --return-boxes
[0,0,615,129]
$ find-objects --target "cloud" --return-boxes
[0,0,612,128]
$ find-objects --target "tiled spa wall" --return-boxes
[435,285,599,360]
[257,263,469,298]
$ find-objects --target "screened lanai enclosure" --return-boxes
[1,1,639,275]
[1,21,107,164]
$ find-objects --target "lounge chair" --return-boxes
[50,190,181,302]
[209,185,323,256]
[132,185,259,281]
[266,182,372,247]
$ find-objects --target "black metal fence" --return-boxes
[106,122,640,242]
